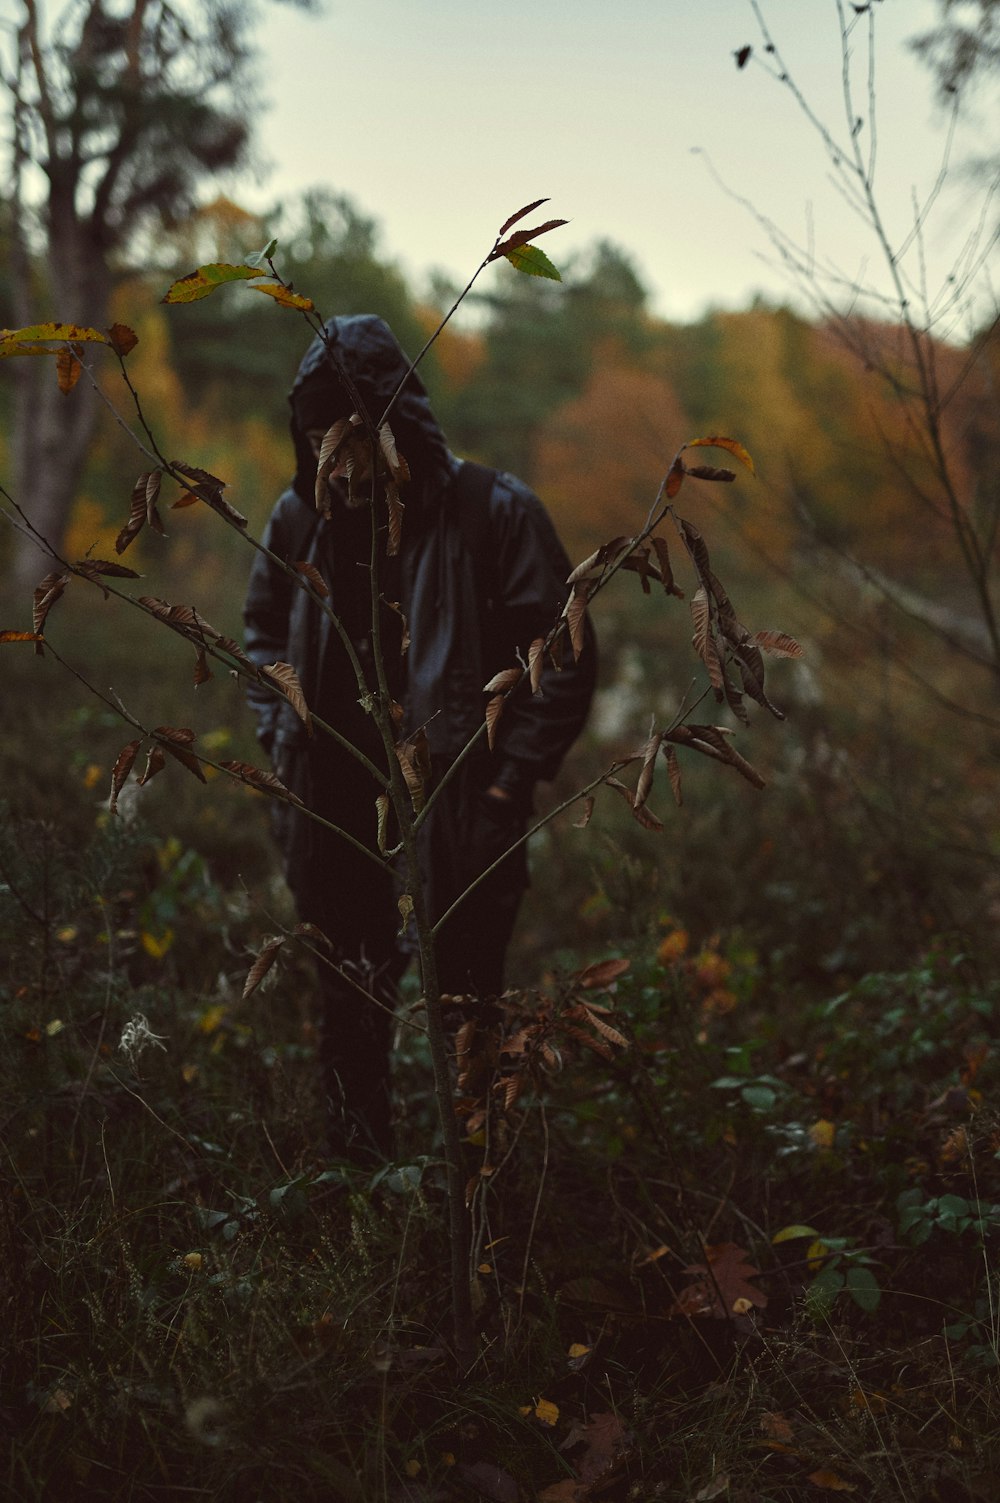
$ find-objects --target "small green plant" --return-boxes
[773,1224,882,1315]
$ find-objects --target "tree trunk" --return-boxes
[9,210,111,600]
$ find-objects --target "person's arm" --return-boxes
[243,496,298,756]
[487,475,597,803]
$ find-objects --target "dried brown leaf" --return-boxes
[634,729,662,811]
[384,601,410,656]
[396,732,430,810]
[621,544,661,595]
[566,536,629,585]
[563,582,590,662]
[604,776,663,833]
[576,957,630,989]
[690,586,711,661]
[754,630,803,658]
[0,629,44,643]
[662,743,683,805]
[55,347,82,394]
[573,796,595,829]
[583,1006,628,1048]
[490,218,568,260]
[243,937,285,1000]
[678,516,711,579]
[292,921,332,949]
[485,693,505,751]
[293,560,329,597]
[115,474,154,554]
[136,745,166,786]
[483,666,521,694]
[671,1242,767,1319]
[144,470,165,537]
[685,464,736,483]
[376,793,389,853]
[107,322,138,357]
[378,423,410,485]
[218,759,304,805]
[665,454,686,498]
[193,646,212,686]
[152,725,206,783]
[560,1409,632,1490]
[385,483,404,556]
[32,571,70,653]
[215,634,255,671]
[650,536,684,598]
[528,636,546,695]
[109,739,142,814]
[74,558,140,583]
[260,661,313,736]
[170,460,246,527]
[806,1471,856,1492]
[497,198,549,236]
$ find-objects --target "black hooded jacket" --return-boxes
[243,316,595,914]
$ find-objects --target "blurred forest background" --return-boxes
[2,180,998,982]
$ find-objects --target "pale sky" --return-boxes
[230,0,997,329]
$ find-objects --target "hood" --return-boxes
[288,315,450,507]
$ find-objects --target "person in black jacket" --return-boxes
[244,316,595,1158]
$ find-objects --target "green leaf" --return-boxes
[245,238,278,269]
[772,1224,821,1244]
[741,1084,776,1111]
[845,1266,881,1312]
[805,1265,844,1318]
[161,264,264,304]
[503,243,562,281]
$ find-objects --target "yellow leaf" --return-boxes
[685,434,756,476]
[83,763,103,789]
[0,322,109,353]
[248,283,315,311]
[141,928,174,960]
[568,1343,591,1358]
[441,1452,456,1467]
[183,1252,203,1271]
[404,1460,420,1478]
[771,1224,820,1244]
[535,1398,559,1427]
[45,1019,64,1037]
[809,1119,836,1150]
[478,1263,493,1275]
[181,1063,199,1084]
[806,1238,830,1271]
[199,1004,227,1036]
[161,263,262,304]
[56,926,77,944]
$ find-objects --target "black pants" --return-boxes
[286,747,528,1159]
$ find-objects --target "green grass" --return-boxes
[3,785,999,1501]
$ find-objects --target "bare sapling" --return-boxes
[0,203,802,1370]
